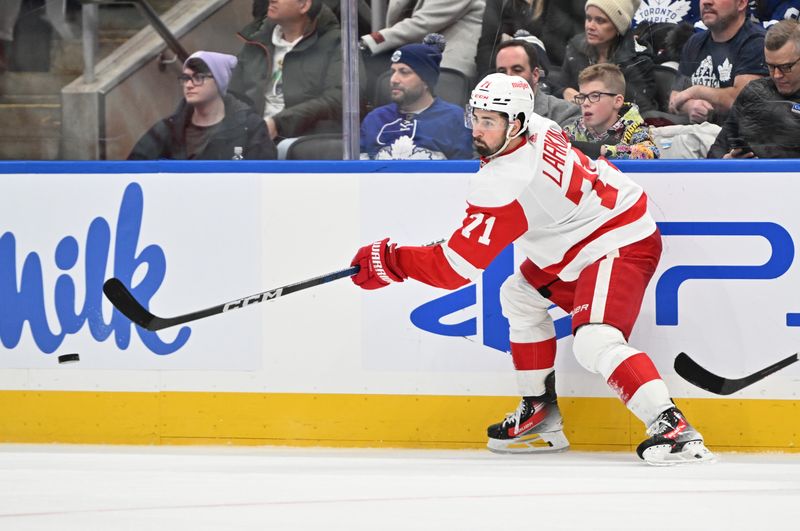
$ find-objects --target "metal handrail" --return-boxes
[128,0,189,62]
[79,0,189,82]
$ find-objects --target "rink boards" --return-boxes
[0,160,799,452]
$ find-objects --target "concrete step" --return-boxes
[0,97,61,136]
[0,97,61,160]
[0,1,184,160]
[49,33,138,75]
[0,136,60,160]
[97,1,181,31]
[0,72,78,97]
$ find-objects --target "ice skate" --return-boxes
[637,407,715,466]
[487,372,570,454]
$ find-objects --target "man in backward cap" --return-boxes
[360,35,473,160]
[129,51,276,160]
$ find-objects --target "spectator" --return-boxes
[565,64,660,158]
[562,0,659,113]
[494,38,582,127]
[128,51,276,160]
[253,0,373,35]
[748,0,800,28]
[708,19,800,157]
[360,35,473,160]
[669,0,768,124]
[358,0,486,80]
[229,0,355,142]
[475,0,586,79]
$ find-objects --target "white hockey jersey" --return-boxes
[395,116,657,288]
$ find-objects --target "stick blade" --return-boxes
[103,278,157,330]
[675,352,799,395]
[674,352,731,395]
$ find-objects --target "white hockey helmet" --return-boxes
[468,73,535,135]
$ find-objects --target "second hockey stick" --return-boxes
[674,351,799,395]
[103,265,360,332]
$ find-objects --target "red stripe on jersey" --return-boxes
[511,339,557,370]
[448,200,528,271]
[395,244,470,290]
[606,352,662,404]
[395,198,527,290]
[543,192,648,277]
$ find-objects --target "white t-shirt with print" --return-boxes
[263,26,302,119]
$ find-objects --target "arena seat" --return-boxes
[284,133,343,160]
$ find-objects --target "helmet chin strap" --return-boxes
[485,121,525,159]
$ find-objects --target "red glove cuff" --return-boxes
[351,238,407,290]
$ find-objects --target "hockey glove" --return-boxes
[350,238,407,290]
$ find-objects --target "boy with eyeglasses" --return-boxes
[564,64,660,159]
[708,19,800,158]
[128,51,276,160]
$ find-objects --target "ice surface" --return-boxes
[0,445,798,530]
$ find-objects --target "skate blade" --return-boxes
[487,430,570,455]
[642,440,716,466]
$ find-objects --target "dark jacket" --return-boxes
[229,5,355,138]
[476,0,586,79]
[127,95,276,160]
[708,77,800,158]
[562,31,659,114]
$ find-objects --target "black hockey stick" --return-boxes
[674,351,799,395]
[103,265,360,331]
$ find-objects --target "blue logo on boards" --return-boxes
[0,183,190,355]
[411,222,799,352]
[4,194,798,359]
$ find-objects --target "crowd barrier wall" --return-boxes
[0,159,798,452]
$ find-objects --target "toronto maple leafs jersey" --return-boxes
[359,98,474,160]
[678,20,767,91]
[634,0,700,26]
[749,0,800,26]
[634,0,799,28]
[394,116,657,290]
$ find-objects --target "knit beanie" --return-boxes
[184,51,238,96]
[585,0,641,36]
[391,34,446,89]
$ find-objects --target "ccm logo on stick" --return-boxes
[224,289,283,311]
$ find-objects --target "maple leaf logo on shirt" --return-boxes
[375,135,446,160]
[691,55,720,88]
[717,58,733,82]
[634,0,691,24]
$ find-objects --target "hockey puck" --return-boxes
[57,353,80,364]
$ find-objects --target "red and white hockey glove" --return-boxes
[350,238,407,290]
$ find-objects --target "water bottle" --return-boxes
[232,146,244,160]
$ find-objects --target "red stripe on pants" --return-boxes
[607,352,662,403]
[511,338,557,370]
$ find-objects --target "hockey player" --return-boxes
[350,73,715,465]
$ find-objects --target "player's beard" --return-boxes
[473,136,503,157]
